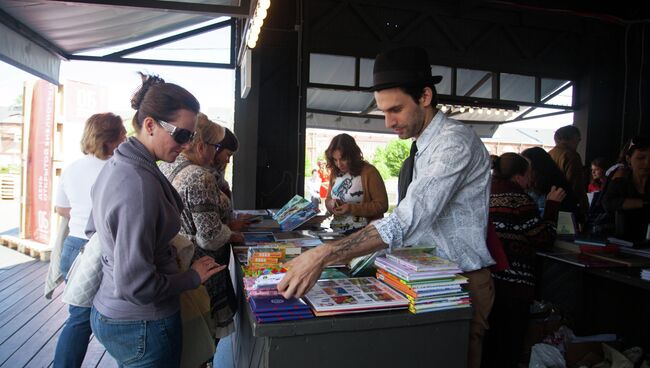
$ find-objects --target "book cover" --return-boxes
[303,277,409,313]
[272,195,319,231]
[386,247,459,272]
[255,313,314,323]
[243,232,275,244]
[374,256,461,281]
[249,296,311,313]
[348,252,378,277]
[273,231,316,242]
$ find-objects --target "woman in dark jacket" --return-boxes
[601,136,650,240]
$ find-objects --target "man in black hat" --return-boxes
[278,46,495,368]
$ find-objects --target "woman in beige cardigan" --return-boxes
[324,133,388,233]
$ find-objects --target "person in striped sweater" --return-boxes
[483,152,566,368]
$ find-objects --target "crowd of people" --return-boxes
[44,45,646,368]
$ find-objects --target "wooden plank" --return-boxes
[22,318,62,368]
[0,301,69,367]
[82,336,105,368]
[0,284,63,329]
[0,287,66,354]
[0,260,40,284]
[0,261,47,296]
[0,279,44,318]
[96,351,117,368]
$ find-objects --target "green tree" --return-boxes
[383,139,410,177]
[372,147,392,180]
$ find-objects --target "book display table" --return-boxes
[229,265,473,368]
[536,243,650,351]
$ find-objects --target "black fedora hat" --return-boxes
[370,46,442,92]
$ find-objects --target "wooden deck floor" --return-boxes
[0,246,116,368]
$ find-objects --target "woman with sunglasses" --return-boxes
[160,114,242,360]
[88,74,223,367]
[602,136,650,240]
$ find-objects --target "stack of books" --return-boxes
[303,277,409,316]
[374,247,471,314]
[247,246,284,272]
[249,295,314,323]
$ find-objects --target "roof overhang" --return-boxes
[0,0,255,84]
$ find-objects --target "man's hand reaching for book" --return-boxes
[277,246,327,299]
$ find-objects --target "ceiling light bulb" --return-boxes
[259,0,271,10]
[495,109,501,115]
[486,109,492,115]
[257,8,267,20]
[247,39,257,49]
[460,107,466,113]
[469,107,474,113]
[441,106,448,112]
[477,108,483,114]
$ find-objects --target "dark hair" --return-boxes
[492,153,529,180]
[218,128,239,152]
[325,133,365,177]
[81,113,125,159]
[130,72,200,132]
[554,125,581,142]
[398,83,439,107]
[521,146,571,195]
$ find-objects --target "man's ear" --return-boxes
[420,87,433,107]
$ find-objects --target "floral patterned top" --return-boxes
[160,154,237,337]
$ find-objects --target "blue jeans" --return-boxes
[91,308,182,368]
[213,334,235,368]
[54,305,92,368]
[59,235,88,280]
[54,235,91,368]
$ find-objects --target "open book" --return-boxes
[272,195,319,231]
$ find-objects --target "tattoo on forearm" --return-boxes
[330,226,384,261]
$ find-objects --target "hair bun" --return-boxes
[130,72,166,110]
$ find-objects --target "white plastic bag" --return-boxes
[529,343,566,368]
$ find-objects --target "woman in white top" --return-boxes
[53,112,126,368]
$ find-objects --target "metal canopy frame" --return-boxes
[0,0,247,72]
[48,0,252,17]
[305,53,575,129]
[68,18,237,69]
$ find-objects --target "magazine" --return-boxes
[272,195,319,231]
[303,277,409,315]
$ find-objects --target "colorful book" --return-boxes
[272,195,319,231]
[303,277,409,315]
[243,232,275,245]
[249,296,311,313]
[255,313,314,323]
[385,247,457,272]
[374,256,462,281]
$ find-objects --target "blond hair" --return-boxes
[80,113,126,159]
[183,113,225,163]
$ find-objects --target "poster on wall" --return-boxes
[25,80,56,244]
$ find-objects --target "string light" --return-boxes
[246,0,272,49]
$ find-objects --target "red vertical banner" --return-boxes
[25,80,56,244]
